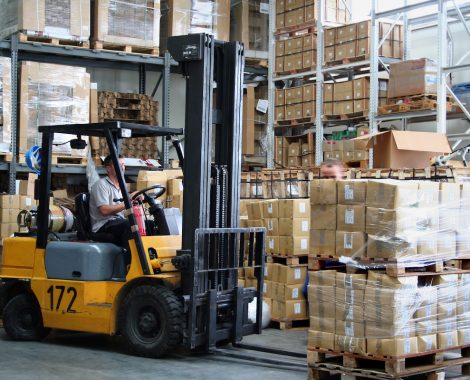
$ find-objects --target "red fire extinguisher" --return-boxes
[133,202,147,236]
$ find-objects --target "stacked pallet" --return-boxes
[92,92,159,158]
[323,137,368,166]
[324,20,403,65]
[307,178,470,379]
[275,83,316,124]
[275,33,316,75]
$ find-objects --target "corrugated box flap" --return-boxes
[391,131,451,153]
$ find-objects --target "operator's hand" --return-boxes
[130,191,144,201]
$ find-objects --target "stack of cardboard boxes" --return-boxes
[136,169,184,211]
[323,136,369,164]
[324,20,403,64]
[275,33,316,74]
[276,0,351,30]
[276,84,316,122]
[264,263,308,321]
[0,195,21,247]
[230,0,269,52]
[275,134,316,168]
[323,78,388,116]
[307,270,470,356]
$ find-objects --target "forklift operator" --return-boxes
[89,155,141,263]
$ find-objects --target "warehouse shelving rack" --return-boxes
[267,0,470,169]
[0,33,177,193]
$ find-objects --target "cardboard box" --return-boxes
[285,103,303,120]
[261,199,279,218]
[303,84,315,102]
[308,330,335,351]
[284,37,303,55]
[336,303,364,322]
[275,56,284,73]
[279,236,309,256]
[275,89,285,106]
[335,41,356,61]
[335,335,366,355]
[322,140,339,152]
[285,86,303,105]
[458,329,470,346]
[283,53,303,71]
[230,0,268,51]
[337,180,367,204]
[264,218,279,236]
[323,83,334,102]
[242,86,255,155]
[342,139,368,152]
[278,218,310,237]
[336,231,366,258]
[303,34,316,51]
[354,131,451,169]
[366,180,419,209]
[367,337,418,356]
[333,101,354,115]
[275,41,285,57]
[266,236,280,254]
[247,201,263,220]
[334,81,354,101]
[288,142,301,157]
[366,230,417,259]
[278,199,310,218]
[335,320,364,338]
[310,317,335,334]
[307,285,335,306]
[309,270,336,287]
[264,262,279,281]
[18,173,37,196]
[310,179,337,205]
[440,183,461,208]
[311,205,337,230]
[303,50,315,69]
[324,28,336,46]
[437,331,459,349]
[278,265,307,285]
[336,286,364,305]
[310,229,336,256]
[388,58,438,99]
[336,24,357,44]
[276,283,305,301]
[284,8,304,27]
[366,321,416,339]
[337,205,365,232]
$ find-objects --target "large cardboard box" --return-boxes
[337,205,365,232]
[279,236,309,256]
[266,236,280,254]
[388,58,438,99]
[336,231,366,257]
[278,265,307,285]
[335,335,367,355]
[0,0,90,41]
[308,330,335,350]
[309,270,336,287]
[94,0,159,48]
[242,86,255,155]
[230,0,268,52]
[278,218,310,237]
[337,180,367,204]
[310,229,336,256]
[311,205,337,230]
[20,62,90,156]
[137,171,168,202]
[160,0,229,51]
[310,179,337,205]
[366,207,417,238]
[278,199,310,218]
[310,317,335,334]
[366,179,419,209]
[367,337,418,356]
[354,131,451,169]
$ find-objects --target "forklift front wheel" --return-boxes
[119,285,183,358]
[3,293,50,341]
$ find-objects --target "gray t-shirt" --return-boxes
[89,177,125,232]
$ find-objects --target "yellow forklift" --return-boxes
[0,34,265,357]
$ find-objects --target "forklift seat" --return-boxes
[75,193,119,245]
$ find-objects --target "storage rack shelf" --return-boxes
[0,34,177,193]
[267,0,470,169]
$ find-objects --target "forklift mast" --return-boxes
[168,34,265,350]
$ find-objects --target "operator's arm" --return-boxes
[98,203,125,217]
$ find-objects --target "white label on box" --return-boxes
[292,288,299,299]
[268,220,273,231]
[294,303,301,314]
[301,221,309,232]
[256,99,269,113]
[404,339,411,354]
[300,239,308,250]
[344,185,354,200]
[267,203,273,214]
[294,268,301,280]
[345,209,355,224]
[263,283,267,293]
[269,238,274,249]
[447,334,453,347]
[264,266,268,277]
[299,202,306,213]
[344,233,353,249]
[25,197,32,206]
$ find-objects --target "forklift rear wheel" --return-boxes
[3,293,50,341]
[119,285,182,357]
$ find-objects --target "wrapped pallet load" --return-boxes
[230,0,269,52]
[0,57,11,154]
[19,62,90,157]
[0,0,90,42]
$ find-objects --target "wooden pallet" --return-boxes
[307,255,470,276]
[19,32,89,47]
[324,54,370,67]
[51,155,87,165]
[307,346,470,379]
[270,317,309,330]
[352,166,456,181]
[323,110,369,121]
[388,94,453,103]
[91,41,159,56]
[275,24,316,37]
[275,65,316,76]
[379,99,453,115]
[275,116,316,127]
[0,152,12,162]
[266,254,308,266]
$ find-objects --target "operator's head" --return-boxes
[320,159,345,180]
[104,154,124,178]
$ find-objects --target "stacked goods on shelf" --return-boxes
[240,168,314,199]
[0,0,90,43]
[0,57,11,154]
[160,0,230,52]
[243,84,269,166]
[0,194,21,249]
[19,62,90,158]
[323,136,368,164]
[91,92,159,159]
[380,58,454,115]
[275,83,316,122]
[276,0,351,31]
[275,33,316,74]
[323,77,388,117]
[93,0,160,53]
[230,0,269,52]
[323,20,403,65]
[276,133,315,168]
[307,179,470,377]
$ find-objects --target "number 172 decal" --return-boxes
[46,285,77,312]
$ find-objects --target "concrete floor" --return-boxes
[0,328,308,380]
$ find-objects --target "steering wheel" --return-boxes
[132,184,166,202]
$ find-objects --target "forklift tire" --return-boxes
[3,293,50,341]
[119,285,182,358]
